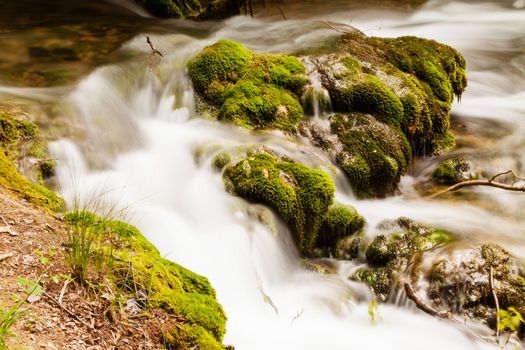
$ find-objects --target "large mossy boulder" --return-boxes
[222,148,363,255]
[188,40,308,133]
[353,217,454,300]
[64,211,227,349]
[315,32,466,156]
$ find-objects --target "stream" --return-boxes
[2,0,525,348]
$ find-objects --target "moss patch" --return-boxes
[431,158,471,185]
[188,40,308,133]
[330,113,410,198]
[316,204,365,250]
[0,112,63,211]
[63,211,227,348]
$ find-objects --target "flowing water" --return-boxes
[2,0,525,348]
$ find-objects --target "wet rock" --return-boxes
[352,217,454,300]
[430,157,472,185]
[427,244,525,321]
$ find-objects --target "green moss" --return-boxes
[188,40,308,133]
[0,151,63,211]
[39,159,56,179]
[0,112,37,143]
[219,82,303,132]
[64,211,227,346]
[331,113,409,198]
[224,152,336,254]
[335,74,405,128]
[316,204,365,249]
[431,158,470,185]
[188,40,253,99]
[334,32,467,155]
[163,323,223,350]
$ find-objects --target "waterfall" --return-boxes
[40,1,525,349]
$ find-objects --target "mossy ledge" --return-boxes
[188,40,308,133]
[64,211,228,349]
[0,111,63,212]
[222,148,364,255]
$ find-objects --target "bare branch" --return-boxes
[427,170,525,199]
[404,282,450,319]
[489,267,500,342]
[146,36,163,57]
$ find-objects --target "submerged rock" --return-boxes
[222,148,364,255]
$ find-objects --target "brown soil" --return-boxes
[0,185,172,350]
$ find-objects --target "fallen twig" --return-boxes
[44,291,95,330]
[428,170,525,199]
[404,282,450,319]
[146,36,163,71]
[0,252,13,262]
[489,267,500,342]
[58,279,71,305]
[146,36,163,57]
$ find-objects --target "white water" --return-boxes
[35,0,525,349]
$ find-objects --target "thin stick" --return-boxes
[0,252,13,262]
[58,279,71,305]
[489,267,500,342]
[44,291,95,330]
[404,282,450,319]
[146,36,163,57]
[428,178,525,199]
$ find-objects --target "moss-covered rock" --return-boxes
[316,204,365,250]
[431,158,471,185]
[223,149,364,255]
[63,211,227,349]
[0,112,63,211]
[188,40,308,133]
[315,32,466,156]
[352,217,454,299]
[302,112,410,198]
